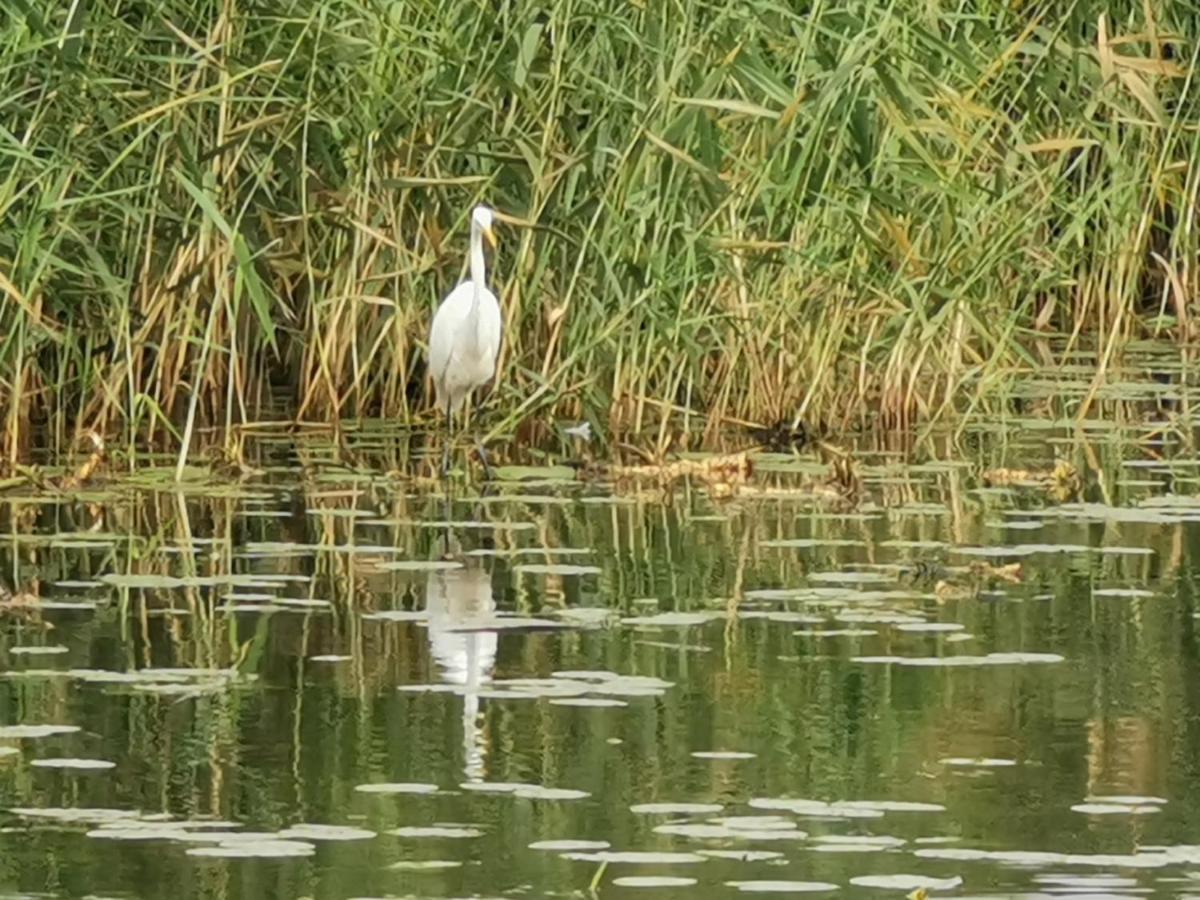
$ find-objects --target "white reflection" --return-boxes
[424,563,497,783]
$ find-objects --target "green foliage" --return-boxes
[1,0,1197,458]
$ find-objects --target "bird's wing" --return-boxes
[477,287,504,363]
[473,287,504,393]
[427,282,473,385]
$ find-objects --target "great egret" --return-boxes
[428,204,501,477]
[425,563,497,782]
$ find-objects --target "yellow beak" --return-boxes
[483,225,498,250]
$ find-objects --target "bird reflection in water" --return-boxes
[424,558,497,783]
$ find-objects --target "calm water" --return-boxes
[3,426,1200,899]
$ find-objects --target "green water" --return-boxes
[3,431,1200,899]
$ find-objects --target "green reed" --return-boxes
[1,0,1197,462]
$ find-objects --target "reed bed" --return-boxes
[1,0,1197,462]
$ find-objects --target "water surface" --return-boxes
[2,426,1200,899]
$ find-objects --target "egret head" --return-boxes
[472,204,498,249]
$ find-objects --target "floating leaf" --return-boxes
[623,612,722,627]
[562,851,706,864]
[654,823,808,841]
[279,823,376,841]
[530,839,611,851]
[355,782,440,795]
[699,850,784,862]
[853,653,1064,667]
[550,698,628,708]
[748,798,883,819]
[727,882,840,893]
[814,835,905,849]
[387,859,462,870]
[849,875,962,891]
[87,825,193,841]
[9,646,69,655]
[388,826,483,838]
[377,560,463,572]
[691,751,756,760]
[631,803,724,815]
[795,629,877,638]
[513,785,589,801]
[1087,794,1166,805]
[187,840,315,858]
[10,807,139,823]
[1072,802,1160,815]
[0,725,79,739]
[31,758,116,770]
[513,563,601,576]
[761,538,864,548]
[710,816,797,831]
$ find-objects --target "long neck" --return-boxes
[468,222,487,310]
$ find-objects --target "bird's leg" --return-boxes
[441,403,453,479]
[471,393,494,481]
[475,437,494,481]
[441,403,456,541]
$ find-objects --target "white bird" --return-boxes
[428,204,501,477]
[424,564,497,782]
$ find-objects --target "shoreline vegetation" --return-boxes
[2,2,1198,465]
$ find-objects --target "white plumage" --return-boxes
[424,564,497,782]
[428,205,501,475]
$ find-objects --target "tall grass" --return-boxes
[1,0,1197,463]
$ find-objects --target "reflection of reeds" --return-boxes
[3,2,1198,461]
[4,435,1199,859]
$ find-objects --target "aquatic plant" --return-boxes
[1,1,1196,462]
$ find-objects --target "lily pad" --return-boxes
[562,851,706,864]
[727,882,840,893]
[31,758,116,770]
[355,783,440,795]
[0,725,80,739]
[279,823,376,841]
[377,560,463,572]
[530,839,611,851]
[187,840,316,858]
[698,850,784,862]
[9,807,139,823]
[513,785,589,801]
[9,646,69,656]
[549,698,628,708]
[691,751,756,760]
[631,803,724,815]
[848,875,962,891]
[388,826,483,838]
[612,877,698,888]
[513,563,601,576]
[1071,802,1161,815]
[387,859,462,871]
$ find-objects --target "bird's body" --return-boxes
[428,279,501,415]
[427,205,501,476]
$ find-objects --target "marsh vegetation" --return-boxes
[2,1,1198,465]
